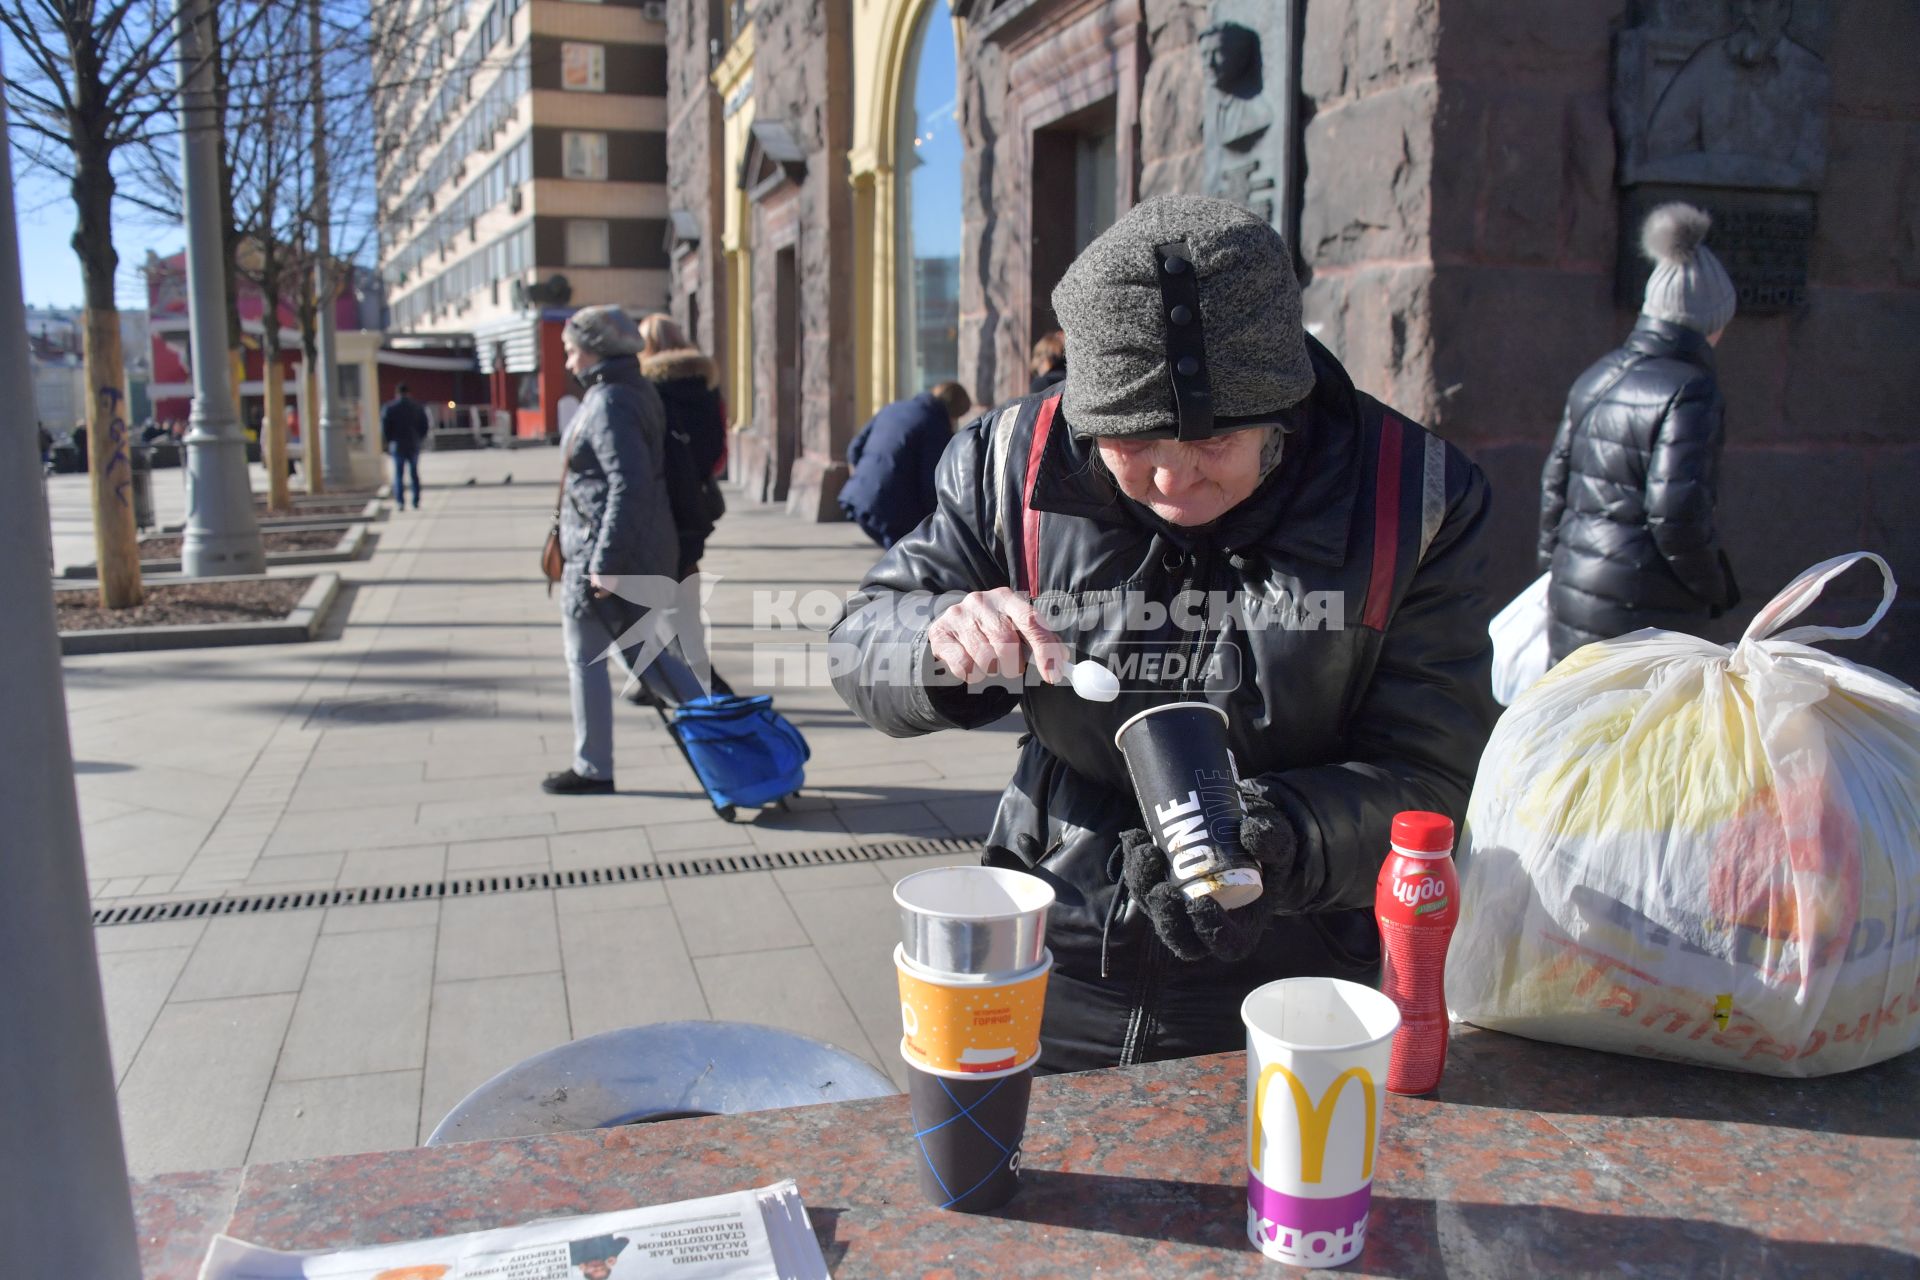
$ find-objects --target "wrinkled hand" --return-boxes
[1119,783,1301,963]
[926,587,1071,686]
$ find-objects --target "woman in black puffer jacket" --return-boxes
[638,314,728,579]
[1539,203,1739,662]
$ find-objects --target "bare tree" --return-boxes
[0,0,193,606]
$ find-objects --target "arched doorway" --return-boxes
[893,0,961,398]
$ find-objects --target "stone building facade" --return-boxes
[669,0,1918,677]
[674,0,858,518]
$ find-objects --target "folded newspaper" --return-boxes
[197,1180,830,1280]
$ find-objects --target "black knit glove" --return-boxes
[1119,783,1300,963]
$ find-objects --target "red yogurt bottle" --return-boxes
[1374,811,1459,1095]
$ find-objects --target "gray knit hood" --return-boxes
[1051,194,1314,439]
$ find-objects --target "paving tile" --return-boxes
[278,926,436,1080]
[446,835,551,872]
[248,1071,423,1166]
[768,860,888,892]
[420,973,571,1144]
[785,884,910,1070]
[435,892,561,981]
[741,812,853,854]
[646,820,756,855]
[550,794,710,836]
[96,946,193,1086]
[171,912,323,1002]
[554,881,669,914]
[694,947,885,1078]
[339,843,447,887]
[924,794,1000,838]
[116,993,296,1177]
[138,875,181,896]
[877,852,985,884]
[297,762,423,788]
[245,853,345,886]
[666,872,808,957]
[835,801,950,838]
[321,900,441,934]
[549,826,654,871]
[559,907,708,1038]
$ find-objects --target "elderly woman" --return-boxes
[830,195,1498,1072]
[543,305,680,796]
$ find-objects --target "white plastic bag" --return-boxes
[1489,573,1551,705]
[1449,553,1920,1076]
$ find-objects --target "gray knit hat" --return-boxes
[1051,195,1313,439]
[563,304,643,358]
[1641,203,1736,336]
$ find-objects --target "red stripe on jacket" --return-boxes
[1020,395,1061,595]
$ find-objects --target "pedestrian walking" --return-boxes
[380,382,431,509]
[1029,329,1066,395]
[637,313,728,579]
[830,194,1498,1073]
[836,381,973,549]
[543,305,681,796]
[1538,202,1739,663]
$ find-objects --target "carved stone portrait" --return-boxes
[1201,0,1299,248]
[1618,0,1833,191]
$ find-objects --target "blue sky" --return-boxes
[10,143,176,312]
[907,0,961,261]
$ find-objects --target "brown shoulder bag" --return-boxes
[540,443,570,592]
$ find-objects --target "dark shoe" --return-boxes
[623,682,664,708]
[541,769,614,795]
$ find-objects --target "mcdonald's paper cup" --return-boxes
[1241,977,1401,1268]
[896,944,1050,1075]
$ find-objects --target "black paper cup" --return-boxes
[1113,701,1262,909]
[905,1057,1032,1213]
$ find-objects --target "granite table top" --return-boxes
[132,1028,1919,1279]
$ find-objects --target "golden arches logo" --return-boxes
[1249,1064,1377,1184]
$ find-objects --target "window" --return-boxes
[893,0,961,395]
[563,131,608,180]
[561,42,605,92]
[566,219,610,266]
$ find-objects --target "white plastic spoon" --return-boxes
[1065,660,1120,702]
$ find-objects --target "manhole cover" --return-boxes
[306,691,497,727]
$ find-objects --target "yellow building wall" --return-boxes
[849,0,963,425]
[712,21,757,428]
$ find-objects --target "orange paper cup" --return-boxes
[896,943,1051,1075]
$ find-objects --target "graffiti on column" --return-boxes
[97,384,131,508]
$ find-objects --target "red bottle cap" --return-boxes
[1391,811,1455,855]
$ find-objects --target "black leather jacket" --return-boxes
[830,341,1498,1072]
[1538,318,1734,660]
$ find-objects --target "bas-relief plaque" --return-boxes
[1613,0,1834,313]
[1202,0,1300,257]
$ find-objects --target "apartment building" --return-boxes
[373,0,671,436]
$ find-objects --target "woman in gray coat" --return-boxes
[544,306,681,795]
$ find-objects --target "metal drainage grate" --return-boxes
[92,835,984,926]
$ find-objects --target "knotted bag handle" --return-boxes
[1739,552,1896,648]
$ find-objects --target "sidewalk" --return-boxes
[64,447,1020,1177]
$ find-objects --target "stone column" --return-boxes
[0,65,145,1278]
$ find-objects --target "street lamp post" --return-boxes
[310,0,352,489]
[179,0,265,577]
[0,58,145,1280]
